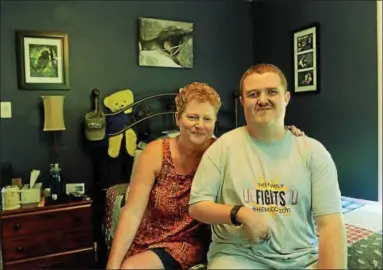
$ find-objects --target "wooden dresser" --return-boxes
[0,199,96,270]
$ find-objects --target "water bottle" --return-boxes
[49,163,64,200]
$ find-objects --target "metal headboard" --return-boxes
[104,92,178,137]
[101,90,241,138]
[104,93,177,117]
[234,92,240,128]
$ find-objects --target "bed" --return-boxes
[94,90,382,269]
[104,186,382,269]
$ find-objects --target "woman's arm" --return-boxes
[106,140,162,269]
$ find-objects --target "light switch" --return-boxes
[0,102,12,118]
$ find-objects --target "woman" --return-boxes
[106,82,304,270]
[106,82,222,270]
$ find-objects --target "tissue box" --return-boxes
[21,183,42,204]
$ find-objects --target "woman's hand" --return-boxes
[286,125,305,136]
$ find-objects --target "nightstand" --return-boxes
[0,199,96,270]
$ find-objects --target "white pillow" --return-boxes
[161,130,216,138]
[161,130,180,138]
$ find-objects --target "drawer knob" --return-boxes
[16,246,23,252]
[13,223,21,230]
[74,216,82,222]
[50,261,62,268]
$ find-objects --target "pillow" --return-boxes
[160,130,180,138]
[160,130,216,139]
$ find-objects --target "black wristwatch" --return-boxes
[230,205,243,226]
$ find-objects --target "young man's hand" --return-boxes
[237,207,271,244]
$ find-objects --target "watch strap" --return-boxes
[230,205,243,226]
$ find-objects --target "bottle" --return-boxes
[49,163,65,200]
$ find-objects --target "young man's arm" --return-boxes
[315,213,347,269]
[188,139,270,242]
[310,139,347,269]
[188,141,233,225]
[189,140,243,225]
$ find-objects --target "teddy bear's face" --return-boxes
[104,90,134,113]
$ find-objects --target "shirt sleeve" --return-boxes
[189,141,223,205]
[309,139,342,217]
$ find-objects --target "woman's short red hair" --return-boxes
[175,82,222,115]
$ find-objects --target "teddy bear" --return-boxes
[103,89,137,158]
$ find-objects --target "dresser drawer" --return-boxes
[4,247,95,270]
[2,228,93,261]
[1,205,91,238]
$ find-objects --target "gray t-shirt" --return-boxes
[189,127,342,260]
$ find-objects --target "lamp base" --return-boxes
[45,193,70,205]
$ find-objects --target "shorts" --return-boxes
[207,243,318,269]
[151,248,182,270]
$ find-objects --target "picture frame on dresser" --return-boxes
[292,23,320,94]
[15,30,70,90]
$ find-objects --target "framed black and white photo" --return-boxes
[292,23,320,93]
[15,31,70,90]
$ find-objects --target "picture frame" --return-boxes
[15,31,70,90]
[138,17,194,68]
[292,23,320,94]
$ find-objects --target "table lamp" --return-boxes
[42,96,66,163]
[42,95,67,202]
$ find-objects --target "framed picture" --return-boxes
[292,23,320,94]
[15,31,70,90]
[138,17,193,68]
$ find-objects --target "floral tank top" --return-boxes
[126,138,213,269]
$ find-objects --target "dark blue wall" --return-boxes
[1,0,379,200]
[251,0,379,200]
[0,0,253,193]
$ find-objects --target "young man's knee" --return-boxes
[120,258,136,269]
[120,252,163,270]
[120,258,158,270]
[207,254,260,269]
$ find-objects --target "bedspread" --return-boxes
[341,196,382,269]
[104,186,382,269]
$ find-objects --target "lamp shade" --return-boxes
[42,96,66,131]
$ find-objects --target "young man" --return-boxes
[189,64,347,269]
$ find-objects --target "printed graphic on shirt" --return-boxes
[242,176,299,219]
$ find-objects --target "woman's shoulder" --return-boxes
[144,138,164,152]
[138,139,165,165]
[209,137,217,145]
